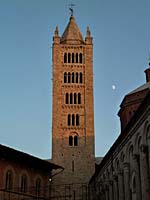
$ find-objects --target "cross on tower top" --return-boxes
[69,3,75,16]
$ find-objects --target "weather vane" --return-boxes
[69,3,75,16]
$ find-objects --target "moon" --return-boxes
[112,85,116,90]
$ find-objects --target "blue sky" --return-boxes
[0,0,150,159]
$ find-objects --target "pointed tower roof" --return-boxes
[60,15,84,44]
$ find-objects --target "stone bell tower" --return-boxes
[52,13,95,185]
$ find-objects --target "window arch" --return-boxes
[5,170,13,190]
[131,172,136,199]
[69,136,73,146]
[72,72,74,83]
[64,72,67,83]
[74,93,77,104]
[35,178,41,197]
[65,93,69,104]
[21,174,27,193]
[68,72,71,83]
[64,53,67,63]
[79,53,82,63]
[76,53,78,63]
[72,114,75,126]
[78,93,81,104]
[76,72,78,83]
[76,114,79,126]
[68,114,71,126]
[79,72,83,83]
[72,53,74,63]
[70,93,73,104]
[68,53,71,63]
[74,136,78,146]
[69,133,79,147]
[68,114,80,126]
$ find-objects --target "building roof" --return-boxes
[60,16,84,44]
[127,81,150,95]
[0,144,63,172]
[90,91,150,183]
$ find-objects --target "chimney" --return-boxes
[144,64,150,82]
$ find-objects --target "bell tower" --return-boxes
[52,14,95,184]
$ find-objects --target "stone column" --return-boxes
[132,154,141,200]
[105,184,109,200]
[108,180,113,200]
[123,162,130,200]
[113,175,119,200]
[140,144,150,200]
[118,170,124,200]
[147,136,150,178]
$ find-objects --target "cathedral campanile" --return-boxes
[52,13,95,184]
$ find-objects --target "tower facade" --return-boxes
[52,15,95,184]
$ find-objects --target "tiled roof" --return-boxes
[60,16,84,44]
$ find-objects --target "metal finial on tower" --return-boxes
[69,3,75,16]
[148,53,150,67]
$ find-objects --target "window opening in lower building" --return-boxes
[21,174,27,193]
[5,170,13,190]
[35,178,41,197]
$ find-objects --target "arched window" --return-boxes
[69,133,79,147]
[65,93,69,104]
[68,114,71,126]
[79,53,82,63]
[72,114,75,126]
[76,114,79,126]
[64,72,67,83]
[72,160,74,172]
[35,178,41,197]
[78,93,81,104]
[79,72,83,83]
[74,93,77,104]
[76,53,78,63]
[68,72,71,83]
[21,175,27,193]
[76,72,78,83]
[64,53,67,63]
[5,170,13,190]
[129,145,133,161]
[72,53,74,63]
[68,53,71,63]
[70,93,73,104]
[69,136,73,146]
[72,72,74,83]
[74,136,78,146]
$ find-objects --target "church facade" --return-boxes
[89,70,150,200]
